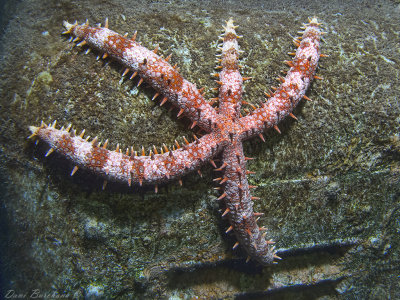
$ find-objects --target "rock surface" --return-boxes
[0,0,399,298]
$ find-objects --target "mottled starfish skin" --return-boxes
[29,18,323,265]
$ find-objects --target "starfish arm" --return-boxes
[29,123,225,186]
[218,141,275,265]
[63,21,219,132]
[238,18,323,139]
[217,19,243,119]
[131,132,225,185]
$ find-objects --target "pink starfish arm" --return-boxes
[220,142,276,264]
[29,122,225,188]
[239,18,323,140]
[215,19,243,119]
[63,20,219,133]
[213,19,278,264]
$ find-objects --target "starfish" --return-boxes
[28,17,323,265]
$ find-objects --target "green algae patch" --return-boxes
[26,71,53,105]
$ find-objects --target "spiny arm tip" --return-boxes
[62,20,78,33]
[308,17,322,26]
[29,125,39,134]
[28,126,39,139]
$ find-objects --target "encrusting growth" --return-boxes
[29,17,324,265]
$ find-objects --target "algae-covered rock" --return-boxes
[0,0,399,298]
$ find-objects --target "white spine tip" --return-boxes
[29,126,39,135]
[63,20,77,32]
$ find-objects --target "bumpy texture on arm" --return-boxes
[64,20,219,132]
[214,20,277,264]
[29,122,225,187]
[239,18,323,139]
